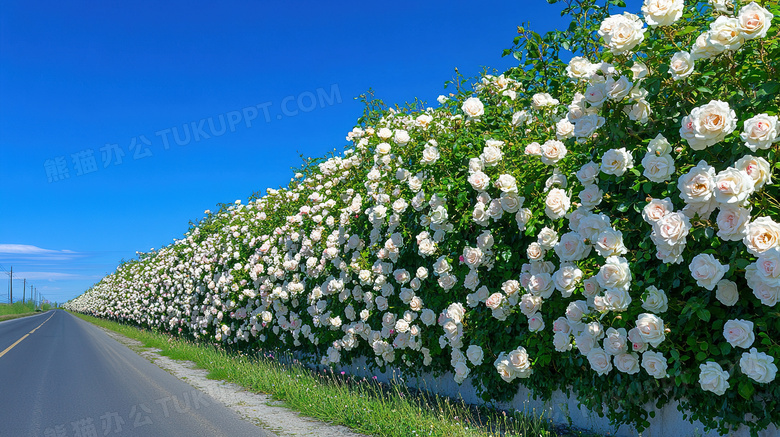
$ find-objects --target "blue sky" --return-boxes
[0,0,637,303]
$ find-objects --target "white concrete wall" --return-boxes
[323,356,778,437]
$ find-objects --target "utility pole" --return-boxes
[22,279,26,304]
[9,266,12,304]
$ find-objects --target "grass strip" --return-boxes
[0,312,39,322]
[71,311,593,437]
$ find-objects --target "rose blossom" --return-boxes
[715,279,739,306]
[598,13,646,55]
[642,0,684,27]
[512,110,529,127]
[597,256,632,292]
[556,118,575,140]
[587,348,613,375]
[689,254,728,290]
[723,319,755,349]
[576,161,600,185]
[606,75,632,101]
[532,93,559,109]
[699,362,730,395]
[677,160,716,211]
[740,348,777,384]
[615,353,641,374]
[540,140,567,166]
[754,248,780,286]
[566,56,596,79]
[735,155,772,190]
[524,142,542,156]
[468,171,490,192]
[642,197,673,223]
[603,327,628,356]
[641,286,668,313]
[481,145,503,167]
[636,313,665,347]
[553,332,573,352]
[553,264,583,297]
[554,232,591,262]
[679,101,737,150]
[642,351,669,379]
[466,345,484,366]
[737,2,774,40]
[595,228,628,258]
[485,292,505,311]
[743,217,780,256]
[527,313,545,332]
[461,97,484,118]
[578,184,604,210]
[545,188,571,220]
[601,148,634,176]
[714,167,755,205]
[708,16,744,52]
[740,113,780,152]
[642,152,675,183]
[717,205,751,241]
[669,51,694,80]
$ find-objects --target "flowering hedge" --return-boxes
[66,0,780,434]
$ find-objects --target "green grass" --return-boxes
[70,312,595,437]
[0,301,38,315]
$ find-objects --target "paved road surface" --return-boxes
[0,310,269,437]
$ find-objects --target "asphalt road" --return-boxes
[0,310,269,437]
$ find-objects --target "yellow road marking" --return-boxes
[0,311,55,359]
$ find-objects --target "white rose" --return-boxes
[466,345,484,366]
[526,273,554,299]
[723,319,755,349]
[420,309,436,326]
[461,97,484,118]
[690,31,721,61]
[597,256,632,292]
[740,348,777,384]
[708,16,744,52]
[627,98,652,124]
[553,264,583,297]
[556,118,575,140]
[642,0,684,26]
[642,351,669,379]
[468,157,484,174]
[604,288,633,312]
[709,0,733,13]
[578,184,604,210]
[512,110,529,127]
[668,51,694,80]
[421,146,440,165]
[642,286,668,313]
[532,93,559,109]
[501,279,520,296]
[545,188,571,220]
[606,75,633,101]
[526,242,545,261]
[582,276,602,298]
[601,147,634,176]
[714,167,755,205]
[587,347,613,375]
[716,205,751,241]
[636,313,666,347]
[540,140,567,166]
[468,171,490,192]
[680,100,737,150]
[678,160,716,206]
[641,152,676,183]
[554,232,591,262]
[575,332,596,355]
[481,145,503,167]
[566,56,596,79]
[524,142,542,156]
[566,300,589,323]
[507,347,533,378]
[755,248,780,286]
[393,129,410,145]
[598,13,646,55]
[527,313,545,332]
[735,154,772,190]
[585,82,609,107]
[485,292,505,311]
[741,113,780,152]
[576,161,600,185]
[494,354,515,382]
[689,254,728,290]
[553,332,573,352]
[594,228,628,258]
[628,327,648,353]
[699,362,730,395]
[429,205,448,224]
[408,175,423,192]
[573,114,605,139]
[603,327,628,356]
[494,174,517,193]
[577,212,611,242]
[716,279,739,306]
[642,197,674,223]
[462,246,483,269]
[737,2,774,40]
[743,217,780,256]
[500,192,522,213]
[615,353,641,374]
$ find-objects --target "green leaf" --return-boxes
[738,380,755,400]
[697,309,711,322]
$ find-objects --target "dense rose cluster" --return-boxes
[66,1,779,433]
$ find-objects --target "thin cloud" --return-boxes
[0,244,81,260]
[10,272,100,281]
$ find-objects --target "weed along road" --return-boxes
[0,310,269,437]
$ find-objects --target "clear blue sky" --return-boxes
[0,0,637,303]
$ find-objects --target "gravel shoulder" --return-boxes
[98,327,369,437]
